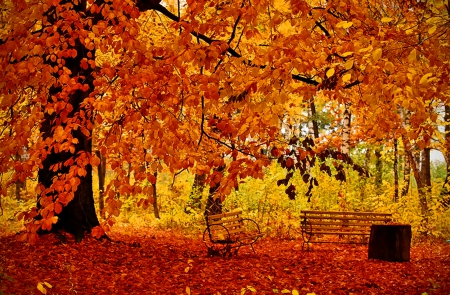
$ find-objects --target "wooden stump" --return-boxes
[368,224,412,262]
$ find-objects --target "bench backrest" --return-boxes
[300,210,392,234]
[206,210,245,241]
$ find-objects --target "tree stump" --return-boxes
[368,224,412,262]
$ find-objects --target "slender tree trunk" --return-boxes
[152,171,160,219]
[393,139,399,202]
[15,181,25,201]
[402,153,411,197]
[185,174,206,212]
[341,103,351,155]
[95,150,106,219]
[37,1,100,241]
[308,98,319,139]
[403,144,429,231]
[360,148,372,202]
[375,146,383,195]
[401,111,412,198]
[440,104,450,208]
[14,152,26,201]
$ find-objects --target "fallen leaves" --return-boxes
[0,227,449,294]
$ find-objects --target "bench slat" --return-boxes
[301,226,371,232]
[305,231,370,236]
[301,210,392,217]
[301,215,391,222]
[303,221,376,227]
[208,210,243,220]
[209,217,242,225]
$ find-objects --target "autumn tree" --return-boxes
[1,0,449,242]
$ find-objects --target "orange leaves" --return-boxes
[91,225,106,239]
[41,216,58,231]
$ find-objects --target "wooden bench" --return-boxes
[300,210,392,250]
[203,209,263,257]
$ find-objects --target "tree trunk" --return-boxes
[14,152,26,201]
[204,166,225,217]
[95,150,106,219]
[37,2,100,241]
[375,146,383,195]
[308,98,319,139]
[15,181,25,201]
[401,153,411,197]
[152,171,160,219]
[341,103,351,155]
[368,224,412,262]
[440,104,450,208]
[404,147,429,231]
[393,139,399,202]
[185,173,206,213]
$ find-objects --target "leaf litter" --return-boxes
[0,226,448,295]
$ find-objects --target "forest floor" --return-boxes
[0,224,449,295]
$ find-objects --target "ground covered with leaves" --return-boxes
[0,226,449,295]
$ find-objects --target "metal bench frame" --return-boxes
[203,209,263,257]
[300,210,392,250]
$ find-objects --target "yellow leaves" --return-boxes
[342,73,351,83]
[372,48,382,61]
[428,25,437,35]
[37,282,52,294]
[341,52,353,57]
[343,60,353,70]
[408,49,416,63]
[326,68,335,78]
[419,73,433,84]
[336,21,353,29]
[381,17,393,23]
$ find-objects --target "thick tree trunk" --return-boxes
[95,150,106,219]
[37,2,100,241]
[368,224,412,262]
[204,166,225,217]
[393,139,399,202]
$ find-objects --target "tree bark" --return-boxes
[368,224,412,262]
[440,104,450,208]
[401,153,411,197]
[37,1,100,241]
[393,139,399,202]
[185,173,206,212]
[375,146,383,195]
[152,171,160,219]
[341,103,351,155]
[95,150,106,219]
[308,98,319,139]
[404,146,429,230]
[204,166,225,217]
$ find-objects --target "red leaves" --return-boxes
[1,230,449,294]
